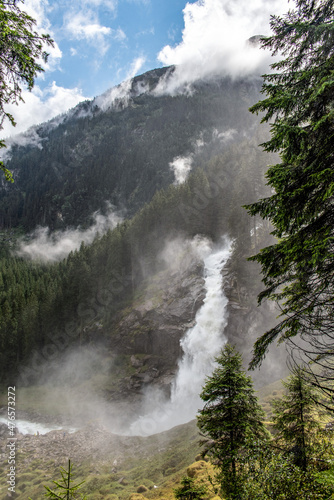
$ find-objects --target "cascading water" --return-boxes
[129,238,231,436]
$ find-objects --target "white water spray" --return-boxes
[129,239,231,436]
[0,416,77,435]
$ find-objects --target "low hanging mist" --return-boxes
[16,205,122,262]
[128,237,231,436]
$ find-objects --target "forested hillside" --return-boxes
[0,129,273,383]
[0,66,277,389]
[0,67,262,230]
[0,156,271,381]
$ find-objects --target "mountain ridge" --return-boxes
[0,66,263,231]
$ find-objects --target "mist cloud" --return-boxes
[94,57,146,111]
[169,155,193,184]
[155,0,290,94]
[158,235,213,274]
[18,344,132,432]
[0,129,45,160]
[0,82,87,140]
[17,206,122,262]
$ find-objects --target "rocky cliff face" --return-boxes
[105,253,275,403]
[92,243,282,408]
[107,260,206,399]
[222,262,287,385]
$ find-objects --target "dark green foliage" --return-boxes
[245,1,334,392]
[197,344,268,499]
[0,254,63,379]
[314,467,334,490]
[43,460,86,499]
[239,366,334,498]
[272,367,331,471]
[244,449,334,500]
[173,476,207,500]
[0,0,53,181]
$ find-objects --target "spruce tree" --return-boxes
[245,0,334,401]
[197,343,268,499]
[272,367,330,472]
[43,459,86,499]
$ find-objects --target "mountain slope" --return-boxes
[0,67,262,230]
[0,66,285,428]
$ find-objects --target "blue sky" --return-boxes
[1,0,290,138]
[42,0,189,98]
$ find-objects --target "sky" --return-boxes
[1,0,291,139]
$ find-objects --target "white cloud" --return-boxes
[23,0,52,33]
[95,56,146,111]
[17,207,123,263]
[42,44,63,73]
[114,27,127,41]
[126,0,150,4]
[127,56,146,79]
[65,9,126,56]
[22,0,63,73]
[167,26,178,42]
[67,12,111,39]
[85,0,117,10]
[136,27,155,38]
[169,156,193,184]
[65,11,112,55]
[0,82,87,139]
[155,0,290,94]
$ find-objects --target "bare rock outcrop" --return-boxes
[112,262,205,360]
[108,262,206,395]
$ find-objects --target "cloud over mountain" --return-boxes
[156,0,290,92]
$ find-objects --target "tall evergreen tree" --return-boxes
[245,0,334,401]
[272,367,329,471]
[197,343,268,500]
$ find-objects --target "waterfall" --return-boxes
[128,239,231,436]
